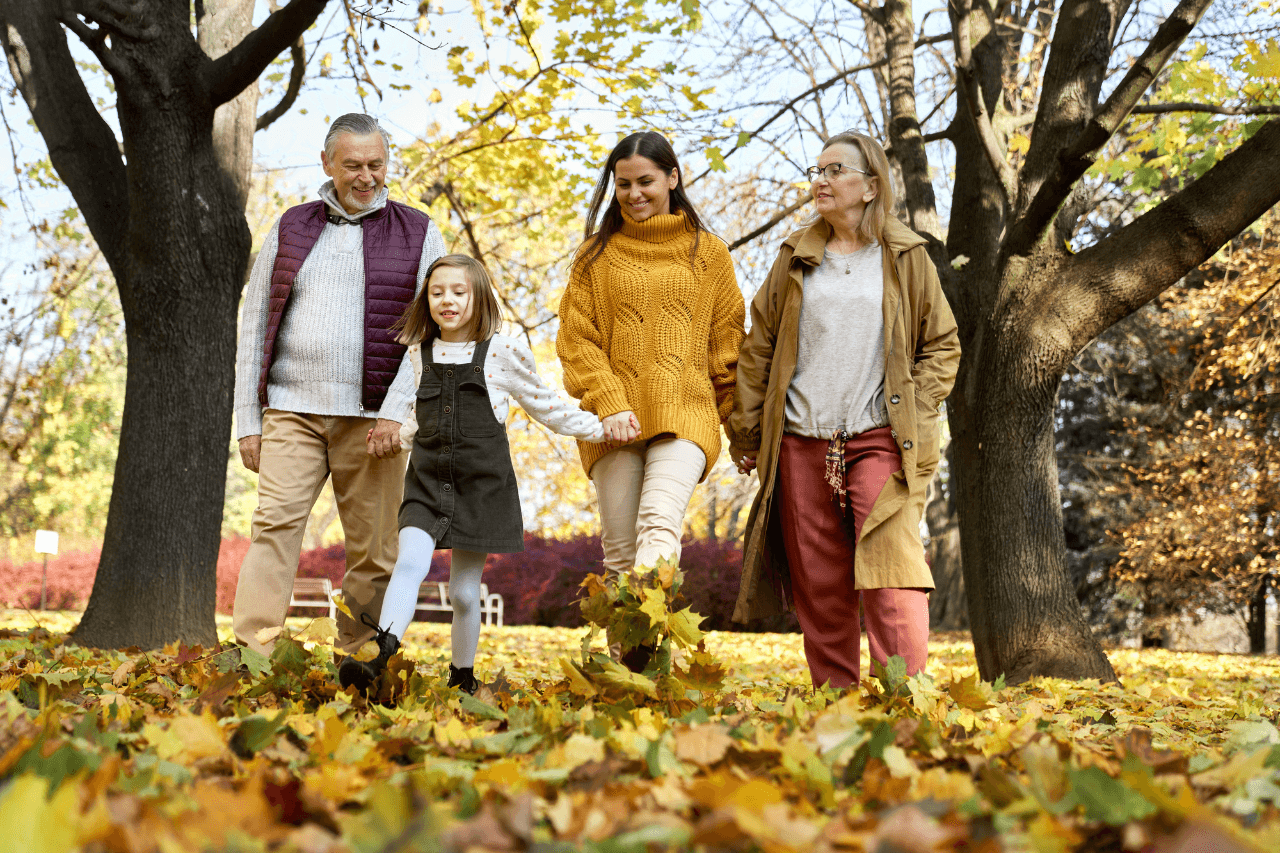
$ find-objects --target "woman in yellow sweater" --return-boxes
[557,130,745,606]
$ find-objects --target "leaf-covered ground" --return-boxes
[2,609,1280,853]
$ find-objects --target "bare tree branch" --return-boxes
[255,37,305,130]
[0,2,129,272]
[953,0,1017,204]
[1131,101,1280,116]
[727,194,810,250]
[688,32,951,188]
[205,0,328,107]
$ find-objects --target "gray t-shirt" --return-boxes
[784,242,889,438]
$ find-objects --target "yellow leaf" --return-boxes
[673,724,734,766]
[0,776,78,853]
[1009,133,1031,155]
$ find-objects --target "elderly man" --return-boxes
[233,113,443,656]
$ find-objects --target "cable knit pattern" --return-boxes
[556,209,745,481]
[431,336,605,442]
[234,183,445,438]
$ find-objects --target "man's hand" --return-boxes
[366,418,404,458]
[602,411,640,444]
[239,435,262,473]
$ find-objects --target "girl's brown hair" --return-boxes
[818,130,897,248]
[394,254,503,345]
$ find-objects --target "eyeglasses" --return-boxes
[805,163,868,182]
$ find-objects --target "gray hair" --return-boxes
[323,113,391,160]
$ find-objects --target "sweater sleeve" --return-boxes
[555,255,632,418]
[376,219,444,424]
[706,242,746,426]
[492,338,605,442]
[234,220,279,439]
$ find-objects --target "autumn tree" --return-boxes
[1108,216,1280,650]
[0,0,330,647]
[685,0,1280,681]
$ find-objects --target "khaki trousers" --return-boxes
[590,438,706,578]
[233,411,407,655]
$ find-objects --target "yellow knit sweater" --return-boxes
[556,209,745,481]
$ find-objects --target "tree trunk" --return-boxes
[1248,575,1271,655]
[72,8,252,649]
[951,302,1118,683]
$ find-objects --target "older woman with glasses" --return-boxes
[727,130,960,689]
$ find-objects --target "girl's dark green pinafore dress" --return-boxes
[398,337,525,553]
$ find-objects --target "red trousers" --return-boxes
[777,428,929,688]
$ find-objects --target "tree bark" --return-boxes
[1,0,326,648]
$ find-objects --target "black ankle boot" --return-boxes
[338,613,401,695]
[447,664,480,695]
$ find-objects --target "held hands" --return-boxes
[366,418,405,458]
[736,454,757,475]
[238,435,261,473]
[602,411,641,445]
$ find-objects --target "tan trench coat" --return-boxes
[726,216,961,623]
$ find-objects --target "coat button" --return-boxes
[890,394,900,404]
[444,483,452,491]
[474,366,481,372]
[441,518,449,526]
[903,440,913,450]
[446,369,453,377]
[443,446,451,453]
[444,406,451,413]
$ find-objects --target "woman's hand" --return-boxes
[602,411,640,444]
[736,454,757,475]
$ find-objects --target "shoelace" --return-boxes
[360,611,396,652]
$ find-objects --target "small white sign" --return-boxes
[34,529,59,555]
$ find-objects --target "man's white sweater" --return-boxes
[234,182,445,439]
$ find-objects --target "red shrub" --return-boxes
[1,534,799,633]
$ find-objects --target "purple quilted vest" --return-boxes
[258,199,430,412]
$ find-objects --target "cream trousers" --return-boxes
[590,438,706,578]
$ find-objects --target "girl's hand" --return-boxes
[602,411,640,444]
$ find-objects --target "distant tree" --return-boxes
[1107,215,1280,650]
[0,220,124,542]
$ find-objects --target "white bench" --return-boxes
[288,577,504,627]
[288,577,336,619]
[416,581,505,626]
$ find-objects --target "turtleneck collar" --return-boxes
[618,207,690,243]
[318,179,389,223]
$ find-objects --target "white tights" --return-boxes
[377,526,486,668]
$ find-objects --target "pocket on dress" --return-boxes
[416,384,442,437]
[457,378,502,437]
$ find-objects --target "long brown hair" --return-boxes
[817,131,897,248]
[576,131,709,270]
[394,254,503,345]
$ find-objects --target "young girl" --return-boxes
[338,254,605,695]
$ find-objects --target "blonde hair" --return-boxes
[817,130,897,247]
[394,254,503,345]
